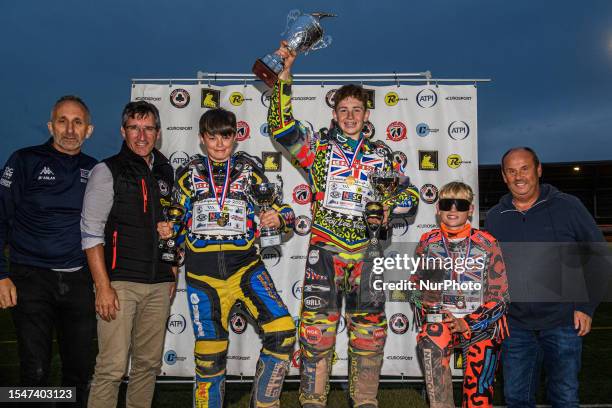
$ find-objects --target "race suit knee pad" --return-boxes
[347,312,387,354]
[194,339,228,378]
[261,315,296,359]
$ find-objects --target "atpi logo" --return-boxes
[416,89,438,108]
[293,184,312,205]
[390,217,410,237]
[386,121,407,142]
[261,89,272,107]
[166,314,187,334]
[261,246,281,267]
[292,280,303,300]
[448,121,470,140]
[236,121,250,141]
[170,89,190,108]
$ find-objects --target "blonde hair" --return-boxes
[439,181,474,202]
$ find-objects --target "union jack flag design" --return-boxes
[328,144,384,182]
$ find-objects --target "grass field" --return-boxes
[1,303,610,407]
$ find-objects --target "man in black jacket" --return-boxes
[485,147,609,408]
[81,101,175,408]
[0,95,97,407]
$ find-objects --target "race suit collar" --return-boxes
[440,222,472,239]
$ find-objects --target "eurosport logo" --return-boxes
[448,121,470,140]
[230,312,248,334]
[446,95,473,102]
[294,215,312,236]
[292,280,303,300]
[390,217,410,237]
[293,184,312,205]
[164,350,186,365]
[166,314,187,335]
[261,89,271,107]
[389,313,409,335]
[420,184,439,204]
[170,89,190,108]
[386,121,407,142]
[236,121,250,141]
[261,246,281,267]
[134,96,161,102]
[416,89,438,108]
[169,151,190,169]
[416,123,439,137]
[166,126,193,131]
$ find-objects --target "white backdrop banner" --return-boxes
[131,81,478,378]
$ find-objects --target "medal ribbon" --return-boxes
[206,158,231,213]
[335,136,365,178]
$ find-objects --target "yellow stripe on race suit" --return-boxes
[195,339,229,355]
[261,315,295,334]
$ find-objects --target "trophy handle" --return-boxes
[282,9,302,35]
[309,35,332,52]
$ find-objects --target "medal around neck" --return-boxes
[252,10,336,87]
[247,175,284,247]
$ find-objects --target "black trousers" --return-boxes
[10,263,96,407]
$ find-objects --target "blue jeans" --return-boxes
[502,325,582,408]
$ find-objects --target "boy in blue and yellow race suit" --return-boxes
[161,108,296,408]
[268,42,419,407]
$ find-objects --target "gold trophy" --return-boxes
[159,205,185,262]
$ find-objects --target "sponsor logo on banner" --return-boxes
[337,315,347,334]
[389,313,409,334]
[261,89,272,107]
[294,215,312,236]
[293,95,317,102]
[416,89,438,108]
[384,91,407,106]
[386,355,413,361]
[386,121,407,142]
[446,95,473,102]
[261,246,281,267]
[166,126,193,131]
[169,151,190,169]
[170,89,190,108]
[164,350,187,365]
[259,123,270,137]
[416,122,439,137]
[292,280,303,300]
[262,152,281,172]
[393,151,408,176]
[229,92,247,106]
[364,88,376,109]
[325,89,337,108]
[230,312,248,334]
[308,249,320,265]
[227,355,251,360]
[166,314,187,334]
[291,349,301,368]
[447,154,472,169]
[293,184,312,205]
[420,184,439,204]
[417,223,438,231]
[236,121,250,141]
[362,121,375,140]
[290,255,307,260]
[419,150,439,171]
[201,88,221,108]
[448,121,470,140]
[304,326,322,344]
[390,217,410,237]
[135,96,162,102]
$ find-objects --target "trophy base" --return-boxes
[260,234,281,247]
[161,252,175,262]
[426,313,443,324]
[252,59,280,88]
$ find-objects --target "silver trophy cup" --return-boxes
[253,10,336,87]
[365,170,400,248]
[247,176,283,247]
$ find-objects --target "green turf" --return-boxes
[1,303,610,406]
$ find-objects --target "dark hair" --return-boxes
[501,146,540,171]
[121,101,161,129]
[333,84,369,110]
[51,95,91,122]
[199,108,236,136]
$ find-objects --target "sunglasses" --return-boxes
[438,198,471,212]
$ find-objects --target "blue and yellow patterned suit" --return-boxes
[172,152,296,408]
